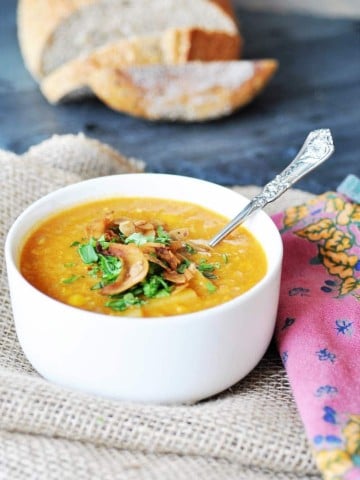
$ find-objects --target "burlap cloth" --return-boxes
[0,134,321,480]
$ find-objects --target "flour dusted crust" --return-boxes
[18,0,241,79]
[17,0,97,78]
[41,30,241,104]
[87,60,278,121]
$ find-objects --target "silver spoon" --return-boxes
[208,129,335,247]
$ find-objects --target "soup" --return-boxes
[20,197,267,317]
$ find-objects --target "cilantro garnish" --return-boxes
[105,274,171,312]
[88,254,122,290]
[184,243,197,254]
[64,262,76,268]
[222,253,229,264]
[125,232,155,246]
[61,274,82,284]
[88,265,100,277]
[177,258,191,273]
[142,274,171,298]
[197,259,220,279]
[155,226,171,245]
[105,292,144,311]
[124,226,171,246]
[97,234,111,249]
[99,254,122,281]
[197,259,220,272]
[78,243,98,264]
[205,281,217,293]
[75,236,123,289]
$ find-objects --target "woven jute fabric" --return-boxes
[0,134,320,480]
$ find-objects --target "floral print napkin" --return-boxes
[273,181,360,480]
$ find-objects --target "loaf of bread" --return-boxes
[18,0,278,121]
[18,0,241,78]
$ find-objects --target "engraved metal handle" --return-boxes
[208,129,335,247]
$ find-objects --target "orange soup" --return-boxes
[20,197,267,317]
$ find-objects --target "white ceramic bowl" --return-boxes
[5,174,283,404]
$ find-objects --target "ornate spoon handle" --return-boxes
[208,129,335,247]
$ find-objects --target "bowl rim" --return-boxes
[5,173,283,326]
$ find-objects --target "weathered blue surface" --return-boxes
[0,1,359,193]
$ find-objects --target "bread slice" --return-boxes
[18,0,241,79]
[84,60,278,121]
[17,0,96,79]
[41,29,241,103]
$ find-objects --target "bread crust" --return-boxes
[41,29,241,104]
[86,60,278,121]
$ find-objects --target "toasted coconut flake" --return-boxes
[163,271,188,284]
[169,228,189,241]
[144,253,171,271]
[104,230,119,242]
[86,216,113,239]
[169,240,185,252]
[186,239,213,252]
[143,229,156,238]
[155,246,181,270]
[136,222,156,231]
[101,243,149,295]
[163,262,196,284]
[118,220,135,237]
[140,242,163,249]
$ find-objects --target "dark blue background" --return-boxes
[1,1,359,193]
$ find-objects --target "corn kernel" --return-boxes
[68,294,86,306]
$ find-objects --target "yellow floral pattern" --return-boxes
[296,219,336,241]
[283,205,309,228]
[324,230,352,253]
[315,415,360,480]
[281,192,360,300]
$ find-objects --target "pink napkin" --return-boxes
[272,180,360,480]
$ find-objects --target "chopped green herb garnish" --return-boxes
[154,289,171,298]
[155,226,171,245]
[202,272,218,279]
[70,241,80,247]
[205,281,217,293]
[184,243,197,254]
[125,232,155,246]
[97,234,111,249]
[197,259,220,279]
[61,274,82,284]
[105,292,144,311]
[88,265,100,277]
[78,244,98,264]
[64,262,76,268]
[177,258,191,273]
[143,274,171,298]
[197,259,220,273]
[90,281,105,290]
[222,253,229,264]
[98,254,122,283]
